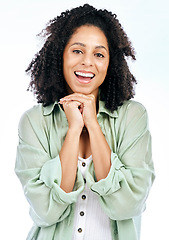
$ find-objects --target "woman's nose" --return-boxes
[81,53,93,66]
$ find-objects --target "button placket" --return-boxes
[76,186,88,237]
[73,156,92,240]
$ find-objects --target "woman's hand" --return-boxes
[60,93,98,131]
[60,97,84,133]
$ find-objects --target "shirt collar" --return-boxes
[43,99,118,118]
[43,100,61,116]
[98,100,118,118]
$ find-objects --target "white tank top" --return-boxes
[72,155,112,240]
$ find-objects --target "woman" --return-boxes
[15,4,155,240]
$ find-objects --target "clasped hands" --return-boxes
[59,93,98,133]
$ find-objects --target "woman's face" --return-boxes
[63,25,110,98]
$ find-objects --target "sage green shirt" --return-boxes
[15,100,155,240]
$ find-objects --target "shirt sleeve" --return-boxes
[86,102,155,221]
[15,110,84,227]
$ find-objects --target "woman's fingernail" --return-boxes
[59,98,64,103]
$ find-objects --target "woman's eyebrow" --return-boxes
[71,42,86,47]
[95,45,108,52]
[70,42,108,52]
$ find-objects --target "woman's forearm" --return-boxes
[59,128,81,193]
[88,122,111,181]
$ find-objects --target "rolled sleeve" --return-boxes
[86,152,124,196]
[40,156,84,204]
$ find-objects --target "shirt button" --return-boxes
[84,178,86,184]
[80,211,84,216]
[78,228,82,233]
[82,162,86,167]
[82,194,86,200]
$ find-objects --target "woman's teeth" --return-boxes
[75,71,95,78]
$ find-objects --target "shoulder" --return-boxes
[118,100,148,118]
[116,100,149,128]
[18,104,47,135]
[19,104,44,124]
[120,100,146,113]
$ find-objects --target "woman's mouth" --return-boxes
[74,71,95,84]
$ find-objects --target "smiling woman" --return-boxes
[63,25,110,97]
[15,4,155,240]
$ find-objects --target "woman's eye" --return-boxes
[95,53,104,58]
[73,49,83,54]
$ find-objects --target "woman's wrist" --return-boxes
[86,120,100,134]
[67,125,83,137]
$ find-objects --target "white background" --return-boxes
[0,0,168,239]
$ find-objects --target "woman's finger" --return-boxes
[60,93,95,104]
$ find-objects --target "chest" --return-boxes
[78,130,91,159]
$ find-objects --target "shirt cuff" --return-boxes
[86,152,124,196]
[40,155,85,204]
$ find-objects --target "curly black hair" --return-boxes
[26,4,137,112]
